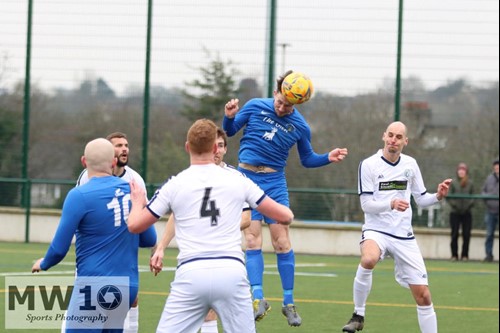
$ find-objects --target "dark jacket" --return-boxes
[482,172,499,214]
[449,180,475,214]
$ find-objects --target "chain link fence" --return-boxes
[0,1,498,234]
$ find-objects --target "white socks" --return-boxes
[200,320,218,333]
[353,264,373,317]
[123,306,139,333]
[60,312,66,332]
[352,264,437,333]
[417,304,437,333]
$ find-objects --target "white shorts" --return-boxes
[362,230,429,288]
[156,258,255,333]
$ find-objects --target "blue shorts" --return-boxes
[238,168,289,224]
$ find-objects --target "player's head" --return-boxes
[456,162,468,177]
[382,121,408,155]
[106,132,129,167]
[273,70,295,117]
[214,128,228,166]
[456,162,469,187]
[186,119,217,156]
[276,70,293,93]
[493,158,499,175]
[82,138,116,175]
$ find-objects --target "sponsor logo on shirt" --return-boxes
[286,123,296,132]
[404,169,413,178]
[261,115,295,136]
[378,180,408,191]
[262,127,277,141]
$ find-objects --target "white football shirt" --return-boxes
[76,165,147,191]
[220,162,250,210]
[358,149,428,238]
[147,164,266,265]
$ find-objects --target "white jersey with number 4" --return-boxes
[147,163,266,266]
[358,149,429,238]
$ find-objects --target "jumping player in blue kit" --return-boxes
[222,70,348,326]
[32,138,157,333]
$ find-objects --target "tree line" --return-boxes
[0,57,498,225]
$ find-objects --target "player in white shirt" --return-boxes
[76,132,147,191]
[149,128,250,333]
[128,119,293,333]
[75,132,148,333]
[342,121,452,333]
[77,164,146,189]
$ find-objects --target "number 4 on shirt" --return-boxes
[200,187,220,226]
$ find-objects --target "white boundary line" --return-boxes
[2,263,337,278]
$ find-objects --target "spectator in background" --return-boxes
[448,162,475,262]
[481,158,499,262]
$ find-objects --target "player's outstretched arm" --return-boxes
[256,197,294,225]
[150,214,175,276]
[128,180,158,233]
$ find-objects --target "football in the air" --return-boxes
[281,72,314,105]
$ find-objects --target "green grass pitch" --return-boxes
[0,241,498,332]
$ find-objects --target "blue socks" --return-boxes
[246,249,264,299]
[246,249,296,305]
[277,250,295,305]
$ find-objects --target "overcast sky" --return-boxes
[1,0,498,96]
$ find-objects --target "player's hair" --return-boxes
[276,69,293,93]
[106,132,127,141]
[216,128,228,147]
[187,119,217,154]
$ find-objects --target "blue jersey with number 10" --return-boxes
[40,176,156,287]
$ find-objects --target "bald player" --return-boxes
[32,138,157,333]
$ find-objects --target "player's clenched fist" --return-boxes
[328,148,348,163]
[224,99,239,119]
